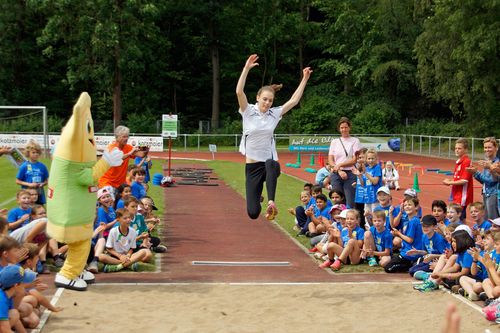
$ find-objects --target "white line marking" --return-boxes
[0,197,16,207]
[192,261,291,266]
[94,281,412,286]
[31,287,65,333]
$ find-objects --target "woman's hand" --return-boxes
[338,170,348,180]
[302,67,313,80]
[245,54,259,70]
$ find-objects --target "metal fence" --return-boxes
[4,132,498,161]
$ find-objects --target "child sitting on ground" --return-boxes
[114,183,132,209]
[413,226,475,292]
[469,231,500,305]
[314,163,332,190]
[373,186,400,231]
[0,236,38,329]
[311,208,347,260]
[99,208,152,272]
[446,203,463,227]
[385,197,424,273]
[7,190,32,232]
[15,140,49,205]
[408,215,451,278]
[96,188,117,238]
[470,202,492,238]
[432,200,451,236]
[19,243,63,315]
[130,168,147,201]
[140,197,167,253]
[25,189,39,209]
[362,210,393,267]
[319,209,365,271]
[459,230,498,301]
[288,190,313,235]
[305,194,330,237]
[382,160,400,190]
[0,265,33,333]
[328,188,346,207]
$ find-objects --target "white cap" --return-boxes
[453,224,473,239]
[490,217,500,227]
[404,188,417,197]
[377,186,391,195]
[334,209,348,219]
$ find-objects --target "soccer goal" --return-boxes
[0,106,48,155]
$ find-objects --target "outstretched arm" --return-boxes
[281,67,313,115]
[236,54,259,112]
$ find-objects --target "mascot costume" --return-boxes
[47,92,122,291]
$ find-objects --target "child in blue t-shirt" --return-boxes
[408,215,451,278]
[15,140,49,205]
[114,183,132,210]
[130,168,147,201]
[362,149,382,213]
[385,197,424,273]
[305,194,331,237]
[469,202,492,238]
[469,231,500,304]
[0,265,28,331]
[7,190,32,232]
[413,226,476,292]
[362,209,393,267]
[96,188,117,238]
[458,230,498,301]
[134,150,152,184]
[352,148,367,228]
[432,200,452,237]
[315,163,331,189]
[319,209,364,271]
[373,186,400,231]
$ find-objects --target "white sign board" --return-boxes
[162,114,178,138]
[0,134,164,152]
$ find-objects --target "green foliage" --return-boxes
[353,100,400,134]
[397,119,467,137]
[0,0,496,136]
[415,0,500,135]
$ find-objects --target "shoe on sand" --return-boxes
[79,269,95,284]
[54,273,87,291]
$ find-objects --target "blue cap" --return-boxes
[0,265,24,290]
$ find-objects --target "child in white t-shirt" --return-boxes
[99,208,152,272]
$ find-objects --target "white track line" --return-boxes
[31,287,65,333]
[192,261,290,266]
[0,197,15,207]
[95,281,412,286]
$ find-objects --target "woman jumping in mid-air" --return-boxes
[236,54,312,221]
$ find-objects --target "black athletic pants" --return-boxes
[245,159,281,219]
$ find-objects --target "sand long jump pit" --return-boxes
[40,282,496,332]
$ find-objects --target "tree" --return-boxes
[415,0,500,135]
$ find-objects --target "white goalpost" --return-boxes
[0,106,48,155]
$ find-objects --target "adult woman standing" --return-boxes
[328,117,362,208]
[467,137,499,219]
[236,54,312,220]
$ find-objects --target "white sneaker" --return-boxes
[80,270,95,284]
[314,252,324,259]
[54,273,87,291]
[87,261,99,274]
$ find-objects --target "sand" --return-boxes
[41,282,496,333]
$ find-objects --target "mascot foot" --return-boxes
[54,273,87,291]
[80,270,95,284]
